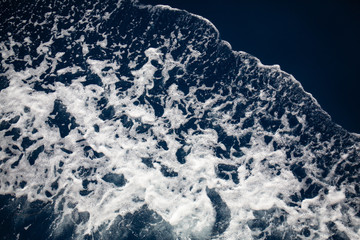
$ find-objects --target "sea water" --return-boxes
[0,0,359,239]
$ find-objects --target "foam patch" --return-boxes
[0,0,359,239]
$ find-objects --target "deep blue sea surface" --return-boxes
[141,0,360,134]
[0,0,359,239]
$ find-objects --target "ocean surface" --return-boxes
[0,0,359,239]
[140,0,360,134]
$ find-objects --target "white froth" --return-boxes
[0,1,359,239]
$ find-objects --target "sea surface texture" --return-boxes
[0,0,359,239]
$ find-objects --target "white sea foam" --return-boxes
[0,0,359,239]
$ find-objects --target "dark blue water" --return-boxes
[140,0,360,134]
[0,0,359,239]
